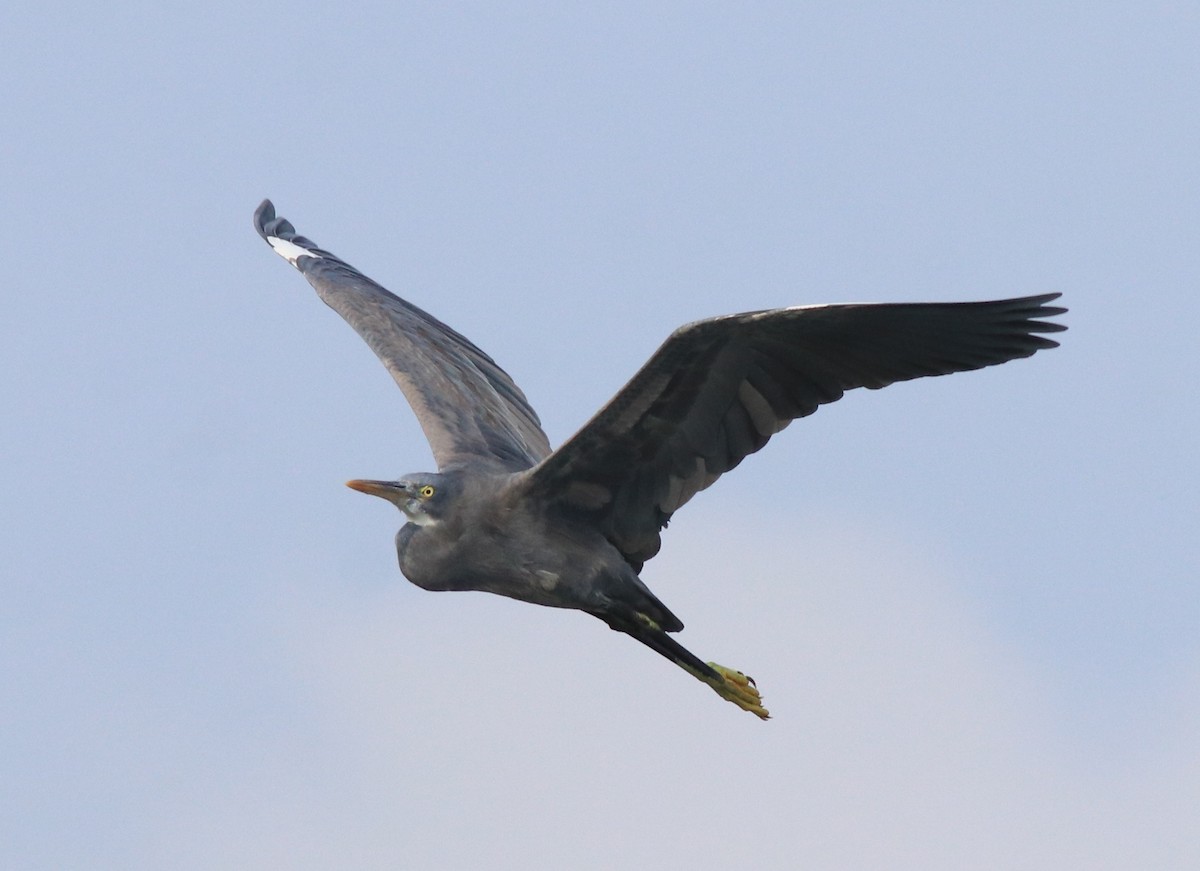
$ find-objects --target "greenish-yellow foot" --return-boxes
[705,662,769,720]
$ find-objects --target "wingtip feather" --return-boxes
[253,198,276,240]
[253,199,322,267]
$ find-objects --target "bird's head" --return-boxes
[345,474,451,526]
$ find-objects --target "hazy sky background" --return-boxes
[3,3,1197,869]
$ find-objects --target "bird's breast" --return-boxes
[394,515,612,608]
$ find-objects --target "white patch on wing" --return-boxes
[738,381,784,437]
[663,455,712,513]
[267,235,321,267]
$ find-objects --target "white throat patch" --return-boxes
[403,503,440,527]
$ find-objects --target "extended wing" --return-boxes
[525,295,1066,568]
[255,200,551,472]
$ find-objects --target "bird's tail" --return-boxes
[596,605,769,719]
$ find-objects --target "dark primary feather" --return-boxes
[253,200,551,472]
[524,296,1067,568]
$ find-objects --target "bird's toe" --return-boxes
[705,662,770,720]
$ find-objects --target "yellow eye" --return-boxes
[419,485,435,499]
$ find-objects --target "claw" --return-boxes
[705,662,770,720]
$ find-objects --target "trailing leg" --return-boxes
[595,605,769,719]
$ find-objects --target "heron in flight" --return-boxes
[254,200,1065,719]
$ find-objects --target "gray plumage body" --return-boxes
[391,469,683,630]
[254,199,1066,718]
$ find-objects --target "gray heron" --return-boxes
[254,199,1066,719]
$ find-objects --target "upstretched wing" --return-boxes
[255,200,551,472]
[524,295,1066,568]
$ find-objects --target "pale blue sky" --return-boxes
[2,3,1197,869]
